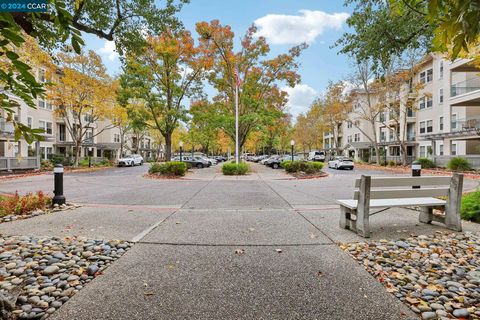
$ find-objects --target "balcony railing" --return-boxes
[451,116,480,132]
[451,76,480,97]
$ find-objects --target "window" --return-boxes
[426,69,433,82]
[39,120,52,135]
[347,121,352,129]
[426,97,433,108]
[85,130,93,144]
[451,114,457,130]
[439,117,444,131]
[419,97,426,110]
[420,146,426,158]
[84,114,94,123]
[426,120,433,133]
[420,71,426,83]
[45,101,52,110]
[38,100,45,109]
[451,142,457,156]
[439,61,444,79]
[380,130,386,142]
[347,135,352,143]
[27,117,32,129]
[439,88,443,104]
[58,124,66,141]
[439,144,444,156]
[38,69,46,83]
[40,147,53,160]
[420,121,426,134]
[114,134,120,143]
[354,133,360,142]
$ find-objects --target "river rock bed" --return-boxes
[0,235,132,319]
[1,203,80,224]
[341,232,480,319]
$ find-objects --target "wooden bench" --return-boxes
[337,174,464,238]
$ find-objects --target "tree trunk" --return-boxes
[74,141,82,167]
[374,145,381,164]
[165,133,172,161]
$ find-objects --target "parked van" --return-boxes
[307,150,325,162]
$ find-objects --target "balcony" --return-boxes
[451,116,480,133]
[450,76,480,106]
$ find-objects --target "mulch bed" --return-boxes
[281,171,329,180]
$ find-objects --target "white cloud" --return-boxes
[254,10,349,45]
[99,41,119,61]
[282,84,317,118]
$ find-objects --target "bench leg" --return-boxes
[339,206,350,229]
[419,207,433,224]
[445,206,462,232]
[356,207,370,238]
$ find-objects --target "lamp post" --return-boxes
[179,141,183,162]
[88,147,93,168]
[290,139,295,162]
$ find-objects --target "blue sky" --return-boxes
[83,0,354,118]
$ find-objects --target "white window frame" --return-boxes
[419,121,426,134]
[426,96,433,108]
[439,143,444,156]
[27,116,32,129]
[439,88,443,104]
[451,142,457,156]
[419,71,426,83]
[37,68,46,83]
[439,61,444,79]
[38,120,53,135]
[426,120,433,133]
[439,116,444,131]
[426,68,433,82]
[451,113,457,130]
[419,145,426,158]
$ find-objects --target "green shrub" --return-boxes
[387,160,396,167]
[416,157,436,169]
[51,154,65,165]
[282,160,323,174]
[98,158,113,166]
[447,157,472,171]
[461,190,480,222]
[149,161,187,176]
[222,162,249,175]
[79,158,90,167]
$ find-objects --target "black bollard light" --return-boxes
[52,164,66,206]
[412,160,421,189]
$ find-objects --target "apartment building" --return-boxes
[0,68,157,171]
[323,53,480,168]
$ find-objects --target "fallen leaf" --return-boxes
[144,292,154,296]
[317,271,323,277]
[248,227,255,232]
[235,249,245,255]
[275,249,282,253]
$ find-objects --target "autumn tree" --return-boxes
[1,0,187,141]
[48,50,119,166]
[195,20,306,162]
[293,103,324,153]
[188,100,220,154]
[321,81,350,155]
[347,59,384,164]
[120,29,208,161]
[375,52,423,165]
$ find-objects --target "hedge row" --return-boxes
[281,160,323,174]
[222,162,249,175]
[149,161,187,176]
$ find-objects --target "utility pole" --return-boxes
[235,70,239,164]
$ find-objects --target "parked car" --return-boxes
[307,150,326,162]
[328,156,354,170]
[117,154,144,167]
[266,155,302,169]
[252,155,268,162]
[260,155,276,165]
[171,156,210,168]
[195,156,217,166]
[213,156,227,162]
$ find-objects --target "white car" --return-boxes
[307,150,326,162]
[117,154,144,167]
[328,156,354,170]
[196,156,217,166]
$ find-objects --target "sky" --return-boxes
[83,0,354,119]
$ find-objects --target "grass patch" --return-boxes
[222,162,249,175]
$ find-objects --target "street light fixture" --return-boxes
[290,139,295,162]
[179,141,184,162]
[88,147,93,168]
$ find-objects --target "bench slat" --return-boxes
[354,176,452,188]
[337,197,446,210]
[353,187,450,200]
